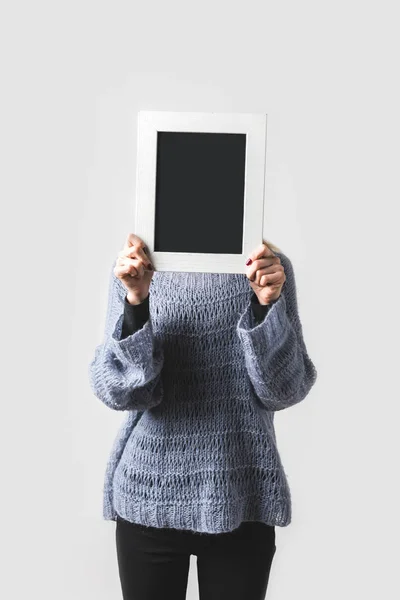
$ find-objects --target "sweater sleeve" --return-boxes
[236,253,317,411]
[88,262,164,411]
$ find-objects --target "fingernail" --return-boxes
[245,258,252,266]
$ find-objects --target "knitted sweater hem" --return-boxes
[110,492,291,533]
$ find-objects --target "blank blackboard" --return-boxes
[154,131,247,255]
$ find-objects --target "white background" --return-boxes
[1,1,399,599]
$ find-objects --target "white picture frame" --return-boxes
[134,110,267,273]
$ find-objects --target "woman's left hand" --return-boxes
[245,243,286,305]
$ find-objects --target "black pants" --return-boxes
[116,514,276,600]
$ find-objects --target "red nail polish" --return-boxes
[245,258,252,266]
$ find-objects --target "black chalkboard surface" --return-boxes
[154,131,247,255]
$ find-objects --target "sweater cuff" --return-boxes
[121,293,150,339]
[238,293,289,345]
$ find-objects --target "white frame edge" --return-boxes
[134,110,267,274]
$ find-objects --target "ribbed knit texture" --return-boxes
[88,251,317,534]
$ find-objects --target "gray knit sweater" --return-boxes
[88,252,317,533]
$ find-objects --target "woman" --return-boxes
[89,233,317,600]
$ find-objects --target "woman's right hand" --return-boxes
[114,233,154,304]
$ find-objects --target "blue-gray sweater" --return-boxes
[88,252,317,533]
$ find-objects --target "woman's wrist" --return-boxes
[254,294,280,306]
[126,292,149,305]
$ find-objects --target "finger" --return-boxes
[249,266,280,286]
[125,232,144,249]
[123,233,149,262]
[114,262,139,280]
[116,256,145,279]
[247,242,275,263]
[123,246,151,268]
[120,239,151,270]
[247,257,282,282]
[257,269,285,287]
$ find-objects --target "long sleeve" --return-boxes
[236,254,317,411]
[121,293,150,338]
[88,262,164,411]
[250,291,277,325]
